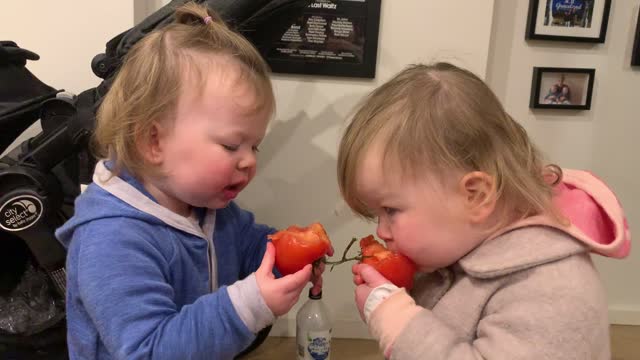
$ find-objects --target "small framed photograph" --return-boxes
[526,0,611,43]
[632,7,640,66]
[530,67,595,110]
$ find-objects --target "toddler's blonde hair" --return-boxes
[93,2,275,179]
[338,63,562,227]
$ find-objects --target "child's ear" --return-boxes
[138,122,165,166]
[457,171,497,224]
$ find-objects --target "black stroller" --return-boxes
[0,1,310,358]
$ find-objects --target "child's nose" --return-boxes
[237,151,256,171]
[376,217,392,242]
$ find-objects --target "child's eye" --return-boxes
[222,144,239,152]
[382,207,398,216]
[252,145,260,153]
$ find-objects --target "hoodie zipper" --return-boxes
[189,210,216,292]
[200,210,217,292]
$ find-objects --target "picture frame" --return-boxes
[632,7,640,66]
[525,0,611,43]
[263,0,381,78]
[530,67,595,110]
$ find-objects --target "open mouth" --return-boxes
[227,179,247,191]
[222,181,246,200]
[225,184,241,192]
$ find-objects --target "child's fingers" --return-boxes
[311,277,323,296]
[280,264,312,293]
[327,245,335,257]
[310,266,324,287]
[352,263,359,275]
[353,274,363,285]
[257,242,276,276]
[354,284,371,321]
[357,264,388,287]
[314,261,326,275]
[352,264,365,284]
[310,259,328,295]
[355,284,370,303]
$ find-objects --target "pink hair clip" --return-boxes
[203,16,213,24]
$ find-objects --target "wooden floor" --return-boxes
[242,325,639,359]
[611,325,640,360]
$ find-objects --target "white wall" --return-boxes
[0,2,134,156]
[487,1,640,325]
[135,0,169,24]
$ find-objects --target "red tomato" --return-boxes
[267,222,332,275]
[359,235,417,290]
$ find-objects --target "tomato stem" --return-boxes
[323,256,364,265]
[341,237,358,260]
[321,237,366,271]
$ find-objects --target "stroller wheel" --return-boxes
[0,232,67,358]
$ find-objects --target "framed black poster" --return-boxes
[264,0,381,78]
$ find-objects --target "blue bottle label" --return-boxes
[297,329,331,360]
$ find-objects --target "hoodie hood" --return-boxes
[56,161,213,249]
[458,169,630,278]
[553,169,630,258]
[490,168,631,258]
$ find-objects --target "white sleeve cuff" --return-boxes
[226,273,275,333]
[364,283,400,323]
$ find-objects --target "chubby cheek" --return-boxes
[191,156,234,190]
[390,217,421,248]
[171,157,232,197]
[392,223,449,271]
[418,240,467,271]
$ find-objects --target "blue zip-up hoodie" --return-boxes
[55,161,276,359]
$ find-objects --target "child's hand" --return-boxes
[310,245,334,296]
[352,263,392,321]
[256,242,311,316]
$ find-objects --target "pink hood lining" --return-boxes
[489,169,630,259]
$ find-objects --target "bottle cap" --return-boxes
[309,288,322,300]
